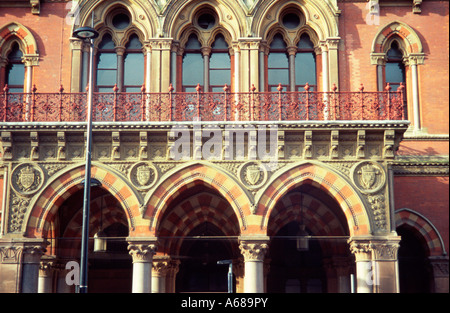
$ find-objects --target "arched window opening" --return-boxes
[268,34,289,91]
[96,34,118,92]
[295,34,316,91]
[182,34,203,92]
[5,42,24,93]
[123,35,144,92]
[385,41,406,91]
[209,34,231,92]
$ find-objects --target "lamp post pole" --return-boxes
[73,26,99,294]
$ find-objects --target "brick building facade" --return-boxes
[0,0,448,293]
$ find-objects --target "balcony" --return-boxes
[0,83,406,123]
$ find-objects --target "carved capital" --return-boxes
[128,239,158,263]
[152,259,170,276]
[349,237,401,261]
[239,238,269,262]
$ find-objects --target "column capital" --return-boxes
[127,238,158,263]
[152,257,170,277]
[348,236,401,261]
[22,54,40,67]
[239,236,269,262]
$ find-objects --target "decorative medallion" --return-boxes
[239,161,268,190]
[129,162,158,190]
[11,163,44,196]
[351,161,386,194]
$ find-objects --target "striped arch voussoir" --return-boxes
[26,164,141,238]
[259,163,370,237]
[0,22,38,55]
[395,209,445,256]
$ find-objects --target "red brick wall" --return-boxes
[339,1,449,134]
[394,176,449,254]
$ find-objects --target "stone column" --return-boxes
[116,46,126,92]
[152,257,170,293]
[406,54,424,132]
[201,47,211,92]
[287,46,297,92]
[38,259,55,293]
[22,244,46,293]
[349,236,401,293]
[239,237,269,293]
[165,259,180,293]
[128,239,157,293]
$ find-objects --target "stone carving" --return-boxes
[11,163,44,196]
[239,161,267,189]
[129,162,158,190]
[0,246,22,264]
[8,193,31,233]
[239,242,269,262]
[351,161,386,194]
[368,194,387,231]
[128,244,157,262]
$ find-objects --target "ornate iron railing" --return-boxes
[0,83,405,123]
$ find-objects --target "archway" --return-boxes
[156,185,241,293]
[266,186,352,293]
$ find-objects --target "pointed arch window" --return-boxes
[267,33,317,92]
[5,42,25,93]
[295,34,316,91]
[182,34,204,92]
[123,35,144,92]
[385,41,405,92]
[96,34,118,92]
[268,34,289,91]
[94,33,144,92]
[209,34,231,92]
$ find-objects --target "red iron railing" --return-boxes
[0,83,405,123]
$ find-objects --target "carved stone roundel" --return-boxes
[129,162,158,190]
[351,161,386,194]
[11,163,44,196]
[239,161,268,189]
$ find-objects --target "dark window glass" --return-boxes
[124,35,144,92]
[268,34,289,90]
[295,34,316,91]
[386,41,405,91]
[6,43,24,93]
[198,13,215,30]
[112,13,130,30]
[210,35,230,91]
[183,35,203,91]
[96,34,117,91]
[282,13,300,29]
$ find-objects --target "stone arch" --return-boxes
[166,0,243,42]
[75,0,157,41]
[371,21,424,56]
[0,22,38,56]
[144,162,251,234]
[254,0,340,41]
[258,162,371,236]
[395,208,447,257]
[157,191,241,257]
[25,163,142,238]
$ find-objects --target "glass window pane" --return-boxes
[97,69,117,86]
[270,34,287,49]
[386,62,405,83]
[8,43,23,61]
[212,35,228,50]
[124,53,144,86]
[268,69,289,86]
[126,35,142,49]
[268,52,288,69]
[99,34,115,49]
[210,69,230,86]
[295,52,316,85]
[298,34,314,49]
[210,53,230,69]
[124,87,142,93]
[185,35,202,50]
[183,53,204,86]
[97,53,117,69]
[6,63,25,86]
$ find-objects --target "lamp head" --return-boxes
[73,26,99,40]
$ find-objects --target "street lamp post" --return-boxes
[72,26,99,294]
